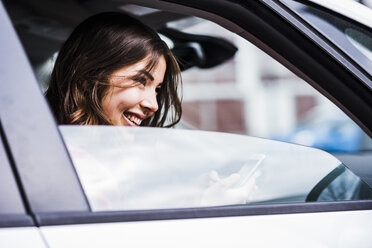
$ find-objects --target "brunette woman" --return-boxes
[45,12,182,127]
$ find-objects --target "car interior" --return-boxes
[3,0,235,88]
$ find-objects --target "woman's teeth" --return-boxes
[124,113,142,125]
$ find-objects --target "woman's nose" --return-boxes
[141,88,158,113]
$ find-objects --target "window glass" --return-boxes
[0,127,26,214]
[345,28,372,61]
[60,126,372,211]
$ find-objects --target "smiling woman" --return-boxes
[45,12,182,127]
[102,55,166,126]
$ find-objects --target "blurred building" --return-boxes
[180,19,321,138]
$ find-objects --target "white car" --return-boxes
[1,0,372,247]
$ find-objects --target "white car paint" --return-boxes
[0,227,47,248]
[41,209,372,248]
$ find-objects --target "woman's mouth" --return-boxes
[123,112,143,126]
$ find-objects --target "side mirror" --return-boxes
[171,42,205,71]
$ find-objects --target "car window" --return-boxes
[346,28,372,61]
[4,1,371,155]
[175,17,372,155]
[3,0,372,213]
[60,126,372,211]
[0,125,26,215]
[54,12,372,212]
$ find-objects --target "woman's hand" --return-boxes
[199,170,258,206]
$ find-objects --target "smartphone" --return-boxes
[236,153,266,186]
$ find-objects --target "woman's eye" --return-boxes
[134,77,147,85]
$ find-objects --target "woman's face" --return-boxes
[102,56,166,126]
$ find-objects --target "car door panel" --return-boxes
[0,116,46,247]
[40,209,372,248]
[0,228,48,248]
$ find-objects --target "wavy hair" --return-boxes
[45,12,182,127]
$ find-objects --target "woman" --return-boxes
[45,12,182,127]
[46,12,257,207]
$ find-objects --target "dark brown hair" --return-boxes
[45,12,182,127]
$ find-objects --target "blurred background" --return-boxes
[176,6,372,154]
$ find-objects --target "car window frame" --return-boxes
[35,200,372,226]
[279,0,372,80]
[1,0,372,227]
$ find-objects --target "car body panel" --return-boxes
[0,227,47,248]
[40,209,372,248]
[0,127,25,215]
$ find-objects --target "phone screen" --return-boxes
[237,154,266,186]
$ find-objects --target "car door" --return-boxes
[38,126,372,248]
[1,0,372,247]
[0,124,46,247]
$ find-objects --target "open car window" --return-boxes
[173,16,372,155]
[60,126,372,211]
[4,1,371,155]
